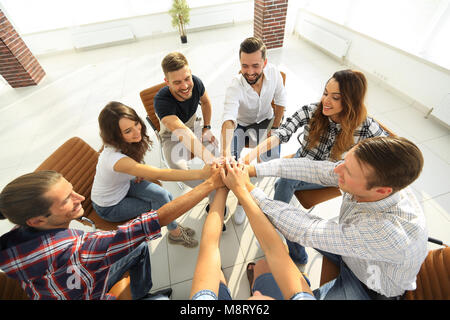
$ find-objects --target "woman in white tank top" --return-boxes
[91,101,210,248]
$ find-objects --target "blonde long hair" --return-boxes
[306,70,368,160]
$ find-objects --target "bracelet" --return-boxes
[203,125,211,129]
[271,126,279,129]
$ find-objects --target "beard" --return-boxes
[243,72,263,85]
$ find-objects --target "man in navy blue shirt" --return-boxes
[154,52,221,203]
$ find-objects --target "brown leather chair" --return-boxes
[140,82,166,133]
[0,137,132,299]
[0,272,29,300]
[0,270,132,300]
[403,243,449,299]
[318,240,449,300]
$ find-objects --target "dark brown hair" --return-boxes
[354,136,424,193]
[98,101,152,163]
[161,52,189,76]
[0,171,62,227]
[306,69,368,160]
[239,37,267,60]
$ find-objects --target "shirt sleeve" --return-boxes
[154,90,176,121]
[290,292,316,300]
[78,211,162,271]
[273,69,287,107]
[255,157,340,187]
[275,104,315,143]
[222,77,241,126]
[355,117,389,142]
[191,289,218,300]
[193,75,205,97]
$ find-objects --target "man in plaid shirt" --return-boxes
[245,136,428,299]
[0,165,224,300]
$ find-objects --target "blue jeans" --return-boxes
[313,249,372,300]
[93,180,177,231]
[273,148,324,264]
[231,119,280,162]
[106,241,152,300]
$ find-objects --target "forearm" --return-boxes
[243,135,280,164]
[237,186,313,298]
[148,167,204,181]
[176,127,215,164]
[201,102,212,127]
[221,120,235,157]
[271,105,285,128]
[255,158,339,186]
[190,188,228,298]
[157,180,215,226]
[233,185,285,256]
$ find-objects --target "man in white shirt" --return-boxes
[243,136,428,299]
[221,37,287,224]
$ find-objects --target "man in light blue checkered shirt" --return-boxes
[246,136,428,299]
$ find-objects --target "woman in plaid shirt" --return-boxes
[0,167,223,299]
[244,70,388,264]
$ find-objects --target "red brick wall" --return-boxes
[0,10,45,88]
[254,0,288,49]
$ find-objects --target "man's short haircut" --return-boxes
[239,37,266,60]
[354,136,424,193]
[161,52,189,76]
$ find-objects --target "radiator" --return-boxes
[71,25,135,50]
[299,19,351,59]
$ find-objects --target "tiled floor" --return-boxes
[0,22,449,300]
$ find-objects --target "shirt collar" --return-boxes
[347,190,402,212]
[328,117,341,130]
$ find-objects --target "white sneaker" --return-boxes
[233,205,246,225]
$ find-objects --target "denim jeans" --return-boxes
[312,249,372,300]
[231,120,280,162]
[93,179,177,231]
[273,148,324,264]
[106,241,152,300]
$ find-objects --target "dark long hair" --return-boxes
[306,69,368,160]
[98,101,152,163]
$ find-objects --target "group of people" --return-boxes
[0,37,428,301]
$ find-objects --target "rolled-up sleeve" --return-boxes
[255,157,340,187]
[273,70,287,107]
[222,79,241,127]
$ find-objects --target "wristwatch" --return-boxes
[203,125,211,129]
[271,126,279,129]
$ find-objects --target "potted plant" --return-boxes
[169,0,191,44]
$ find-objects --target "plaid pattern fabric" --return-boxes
[274,103,388,160]
[254,158,428,297]
[0,211,161,300]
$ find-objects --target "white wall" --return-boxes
[293,9,450,126]
[19,1,253,56]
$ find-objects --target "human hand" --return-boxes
[202,128,218,147]
[241,154,251,165]
[201,164,212,179]
[220,159,250,192]
[206,162,225,189]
